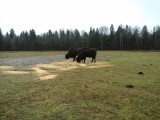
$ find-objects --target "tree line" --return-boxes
[0,25,160,51]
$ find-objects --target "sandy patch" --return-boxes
[85,62,113,68]
[78,63,87,67]
[0,66,13,70]
[26,60,113,81]
[0,66,29,74]
[86,66,101,68]
[37,61,79,71]
[86,65,112,68]
[38,74,57,80]
[36,60,111,71]
[59,66,78,70]
[31,67,48,75]
[2,71,29,74]
[37,64,60,69]
[1,60,113,81]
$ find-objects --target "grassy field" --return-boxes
[0,51,65,58]
[0,51,160,120]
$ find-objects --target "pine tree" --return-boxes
[74,29,80,47]
[123,25,132,50]
[29,29,37,50]
[54,30,60,50]
[141,26,149,50]
[0,28,3,50]
[9,28,15,39]
[114,25,123,50]
[99,26,108,50]
[154,26,160,49]
[109,24,115,49]
[66,29,71,49]
[81,31,89,47]
[46,30,54,50]
[131,28,138,50]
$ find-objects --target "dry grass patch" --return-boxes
[0,66,30,74]
[2,71,29,74]
[31,67,49,75]
[38,74,57,81]
[0,66,13,69]
[33,60,111,81]
[0,60,111,80]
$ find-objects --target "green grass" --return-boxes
[0,51,65,58]
[0,51,160,120]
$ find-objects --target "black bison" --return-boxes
[76,48,97,63]
[65,47,81,61]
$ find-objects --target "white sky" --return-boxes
[0,0,160,35]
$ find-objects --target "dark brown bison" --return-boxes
[76,48,97,63]
[65,47,81,61]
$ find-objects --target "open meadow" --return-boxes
[0,51,160,119]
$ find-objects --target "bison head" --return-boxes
[65,53,70,59]
[76,57,81,63]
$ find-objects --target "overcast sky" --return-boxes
[0,0,160,35]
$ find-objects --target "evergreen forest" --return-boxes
[0,25,160,51]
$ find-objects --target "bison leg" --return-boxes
[84,57,86,63]
[73,57,76,61]
[91,58,93,63]
[91,57,96,63]
[73,56,78,61]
